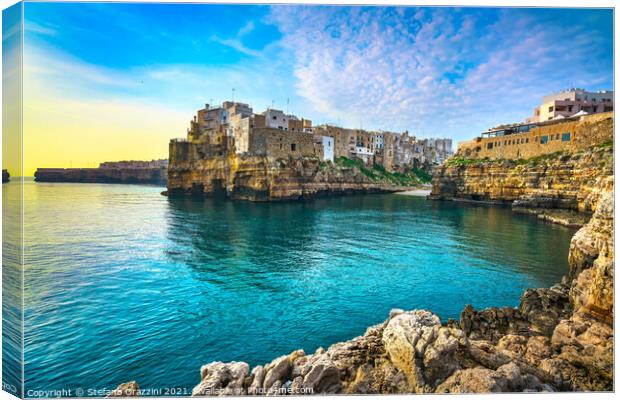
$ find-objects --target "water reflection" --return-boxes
[2,181,23,397]
[11,183,575,394]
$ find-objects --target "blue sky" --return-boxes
[23,3,614,145]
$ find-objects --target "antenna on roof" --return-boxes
[286,98,289,115]
[232,88,235,102]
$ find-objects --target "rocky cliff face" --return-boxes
[430,146,612,214]
[185,177,613,394]
[167,154,401,201]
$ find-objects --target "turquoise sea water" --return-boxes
[3,180,576,395]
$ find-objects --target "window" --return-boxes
[556,133,560,140]
[291,144,296,151]
[526,138,529,143]
[541,135,548,144]
[273,116,277,120]
[562,133,571,142]
[487,143,493,150]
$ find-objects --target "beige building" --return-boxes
[527,88,613,123]
[182,99,452,169]
[459,112,612,160]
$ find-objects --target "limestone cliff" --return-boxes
[167,153,404,201]
[430,145,612,214]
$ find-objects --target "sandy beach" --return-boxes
[395,188,432,196]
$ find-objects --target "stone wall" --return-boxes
[458,112,612,160]
[433,114,614,212]
[249,128,316,158]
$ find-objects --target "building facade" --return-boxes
[526,88,613,123]
[458,112,612,160]
[179,99,452,170]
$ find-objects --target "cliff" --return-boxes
[430,115,613,215]
[182,175,612,395]
[34,167,167,186]
[167,152,413,201]
[430,146,612,214]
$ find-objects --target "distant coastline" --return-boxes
[33,160,168,186]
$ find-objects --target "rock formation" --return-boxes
[167,153,404,201]
[430,114,612,218]
[430,146,612,214]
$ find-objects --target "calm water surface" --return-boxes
[3,180,576,394]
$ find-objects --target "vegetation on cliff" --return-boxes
[445,141,612,169]
[333,156,431,186]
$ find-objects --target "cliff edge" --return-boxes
[167,153,421,201]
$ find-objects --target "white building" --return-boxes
[354,146,374,163]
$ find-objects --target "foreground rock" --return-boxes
[186,176,612,395]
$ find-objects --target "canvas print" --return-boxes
[1,1,614,397]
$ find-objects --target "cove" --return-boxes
[5,181,576,393]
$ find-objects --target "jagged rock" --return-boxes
[192,361,249,396]
[262,355,291,390]
[107,381,140,397]
[436,367,505,393]
[300,355,341,393]
[248,365,265,395]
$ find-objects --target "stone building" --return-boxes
[458,112,612,160]
[178,99,452,171]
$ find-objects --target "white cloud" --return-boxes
[209,35,263,58]
[268,7,612,140]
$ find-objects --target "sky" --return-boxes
[5,2,615,175]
